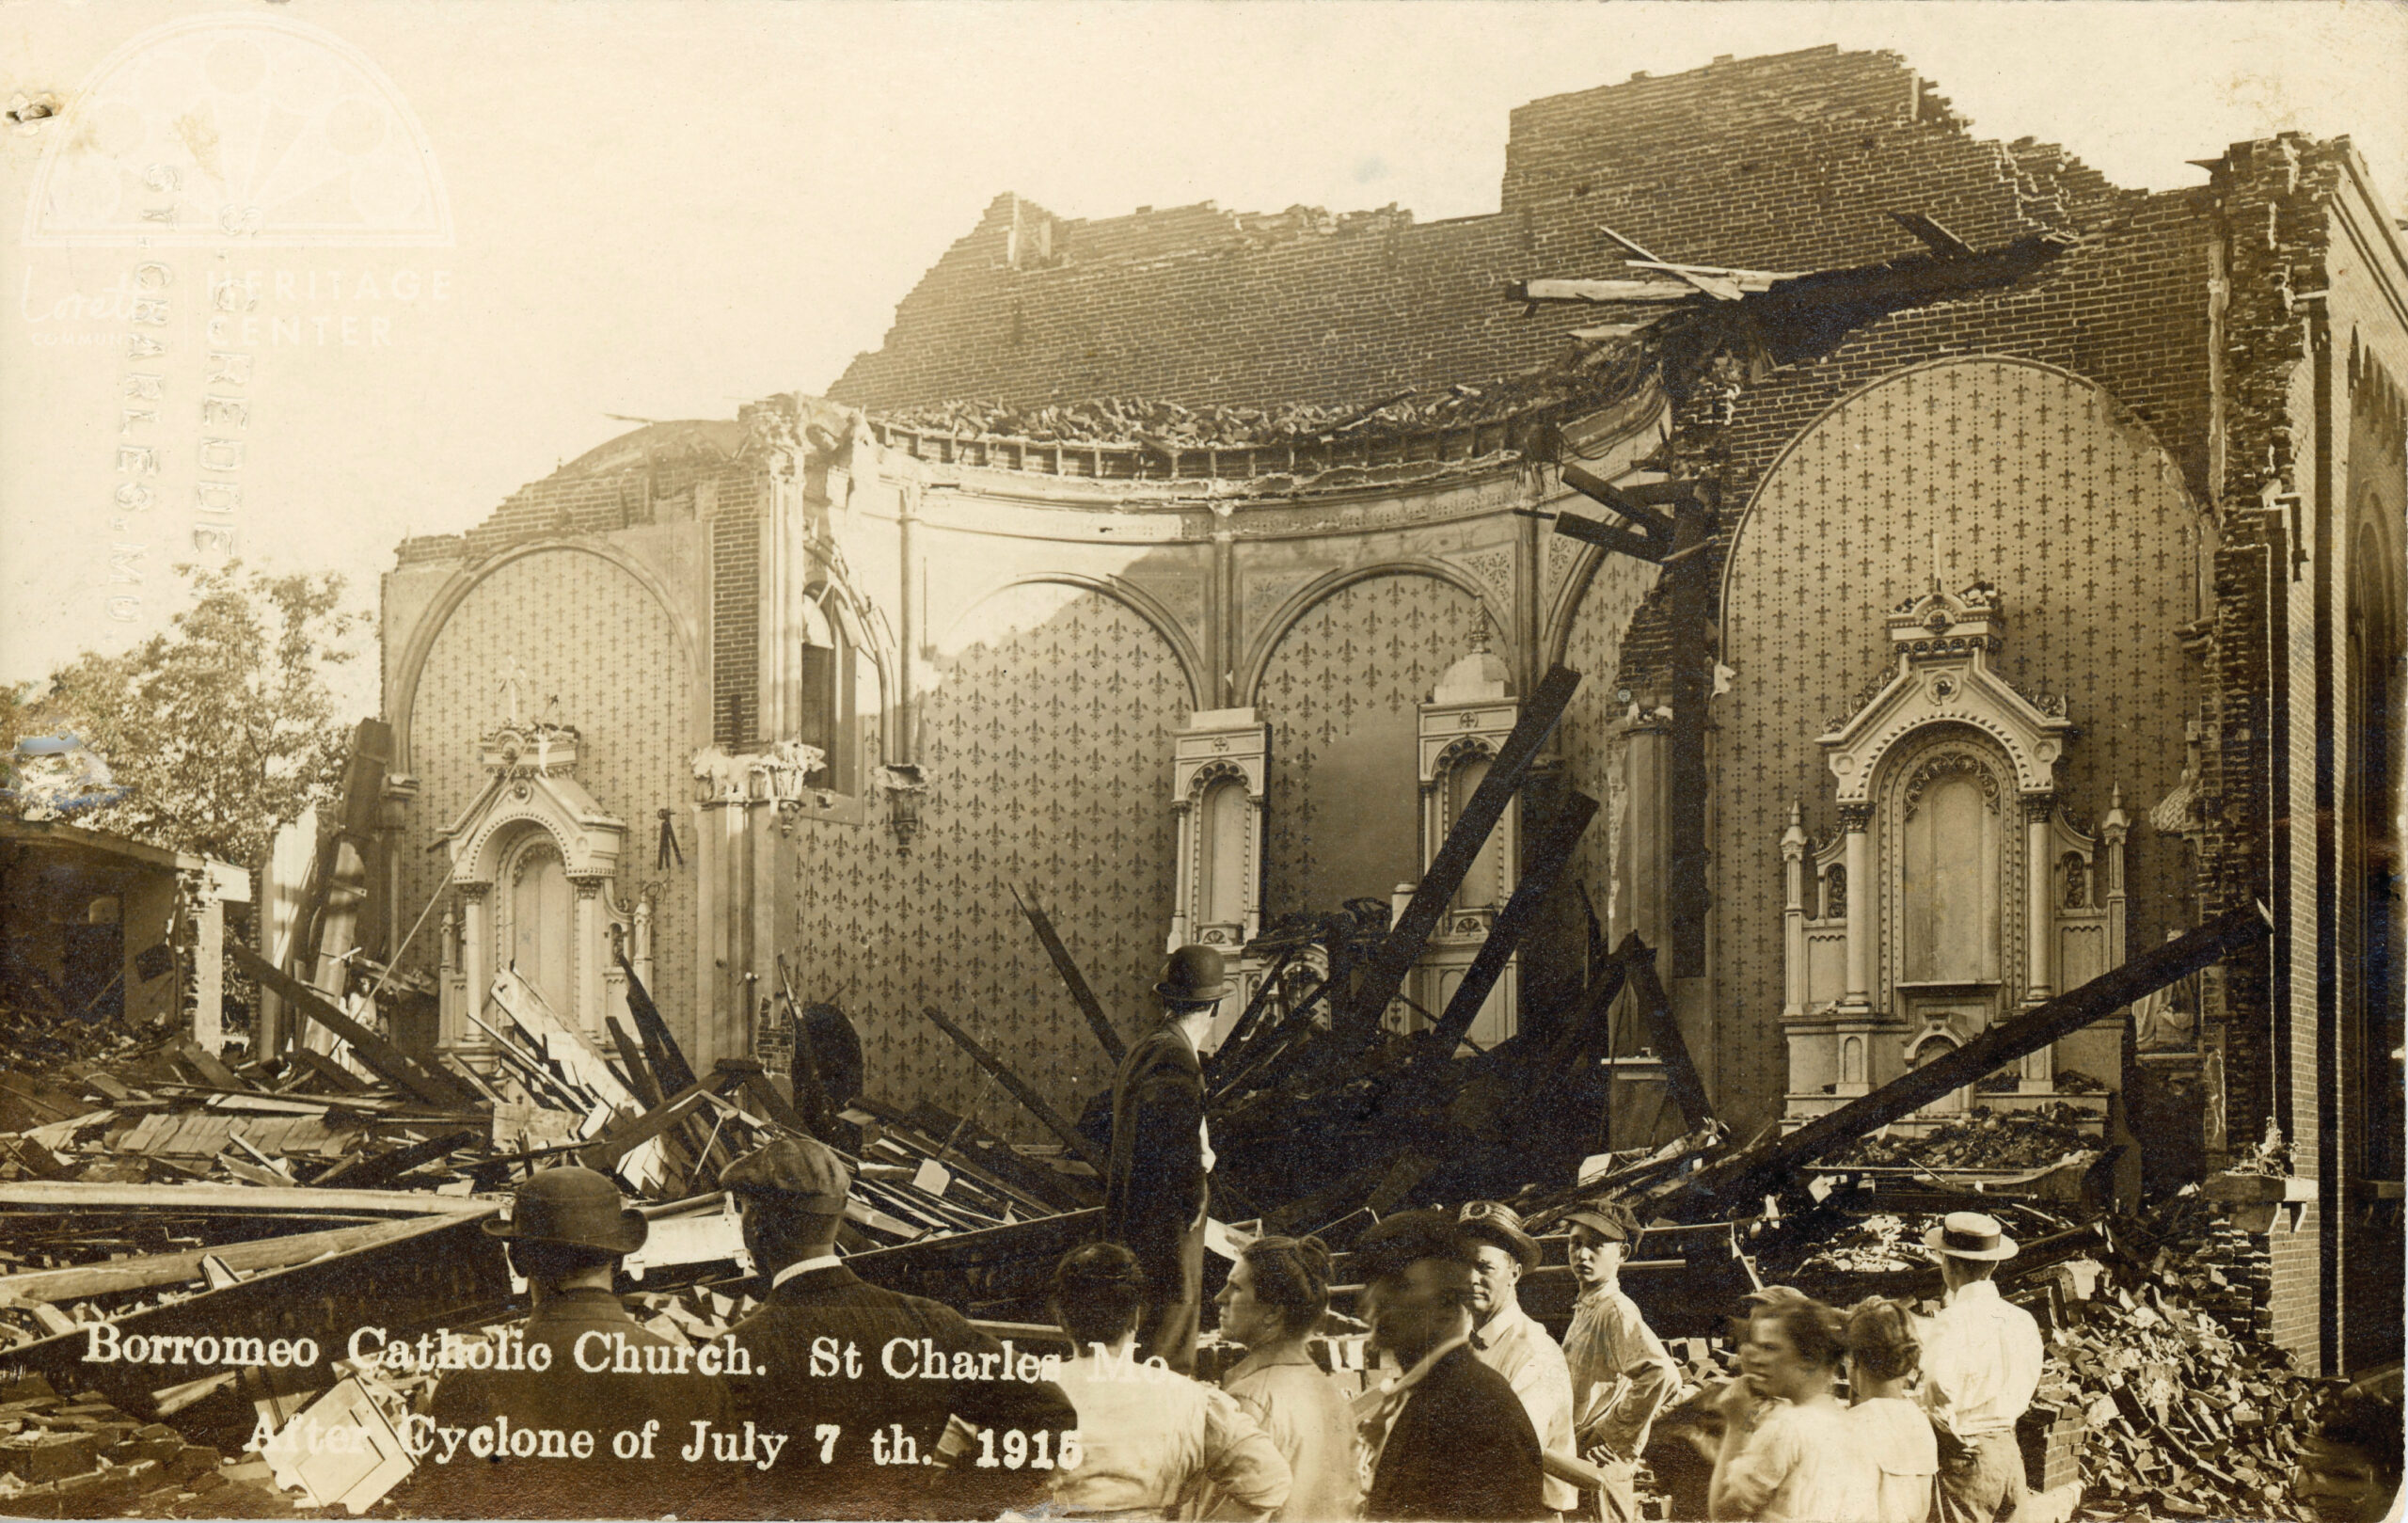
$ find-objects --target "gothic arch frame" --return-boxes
[1237,561,1510,708]
[795,568,902,787]
[388,539,707,773]
[935,572,1208,712]
[1717,355,2211,641]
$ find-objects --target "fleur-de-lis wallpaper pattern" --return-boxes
[783,586,1191,1131]
[1258,574,1489,919]
[1553,552,1662,942]
[402,549,700,1048]
[1718,358,2204,1123]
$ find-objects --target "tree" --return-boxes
[1,563,366,865]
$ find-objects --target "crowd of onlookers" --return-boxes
[392,1139,2404,1523]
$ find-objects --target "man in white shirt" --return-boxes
[1458,1201,1580,1516]
[1916,1212,2044,1523]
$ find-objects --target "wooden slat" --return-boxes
[0,1182,492,1215]
[229,943,476,1109]
[917,1007,1108,1170]
[1620,934,1714,1132]
[1012,884,1124,1064]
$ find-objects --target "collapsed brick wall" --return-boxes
[828,46,2084,416]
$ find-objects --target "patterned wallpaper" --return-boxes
[1553,553,1662,938]
[398,550,698,1050]
[782,584,1191,1129]
[1255,574,1489,919]
[1716,358,2207,1129]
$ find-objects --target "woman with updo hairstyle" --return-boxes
[1844,1298,1939,1523]
[1703,1294,1879,1521]
[1209,1236,1361,1520]
[1047,1242,1292,1520]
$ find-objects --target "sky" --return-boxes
[1,0,2402,717]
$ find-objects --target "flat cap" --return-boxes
[1562,1198,1642,1245]
[719,1134,851,1214]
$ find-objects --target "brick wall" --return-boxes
[2266,1203,2322,1364]
[829,47,2086,416]
[711,493,761,747]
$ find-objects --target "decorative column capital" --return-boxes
[2021,792,2058,824]
[1837,803,1873,833]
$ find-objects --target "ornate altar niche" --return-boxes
[1394,629,1522,1049]
[1166,707,1270,1049]
[1779,583,2125,1129]
[431,722,651,1058]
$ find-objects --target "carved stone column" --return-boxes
[2024,793,2056,1006]
[1840,803,1874,1013]
[572,875,608,1035]
[1781,802,1810,1018]
[453,882,491,1051]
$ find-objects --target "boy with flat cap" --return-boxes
[1459,1200,1580,1516]
[713,1134,1077,1521]
[1104,943,1226,1373]
[404,1166,731,1519]
[1916,1211,2043,1523]
[1559,1198,1679,1523]
[1353,1208,1547,1521]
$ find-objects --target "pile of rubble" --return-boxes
[1828,1103,2102,1171]
[0,1372,287,1520]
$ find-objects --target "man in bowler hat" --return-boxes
[406,1166,730,1519]
[1103,944,1226,1374]
[712,1135,1077,1520]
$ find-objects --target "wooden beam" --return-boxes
[0,1212,468,1304]
[1340,664,1583,1033]
[1418,790,1599,1066]
[228,943,476,1110]
[1549,512,1663,565]
[1201,943,1304,1087]
[1560,463,1676,545]
[917,1006,1108,1170]
[581,1086,710,1171]
[1887,210,1972,259]
[615,948,700,1097]
[1503,277,1700,306]
[605,1015,665,1109]
[0,1181,490,1216]
[1012,883,1125,1064]
[1673,906,2272,1210]
[1619,934,1715,1131]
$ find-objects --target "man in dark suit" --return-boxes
[1353,1210,1547,1522]
[404,1166,731,1519]
[1102,944,1225,1374]
[713,1135,1078,1520]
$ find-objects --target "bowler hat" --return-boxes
[1155,944,1230,1005]
[1924,1210,2019,1261]
[483,1166,648,1254]
[1562,1198,1642,1246]
[719,1135,852,1214]
[1456,1200,1540,1272]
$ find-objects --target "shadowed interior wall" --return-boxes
[780,583,1189,1128]
[1716,357,2207,1134]
[1257,575,1486,919]
[399,550,698,1053]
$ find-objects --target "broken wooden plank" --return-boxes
[0,1181,490,1215]
[1418,789,1599,1065]
[605,1014,666,1110]
[1012,883,1125,1064]
[1341,664,1583,1034]
[0,1213,463,1304]
[1674,906,2272,1210]
[918,1006,1109,1170]
[581,1085,711,1172]
[1503,277,1701,306]
[1887,210,1972,259]
[312,1129,479,1191]
[1620,934,1715,1132]
[229,943,477,1110]
[616,947,700,1097]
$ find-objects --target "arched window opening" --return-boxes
[1197,778,1249,930]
